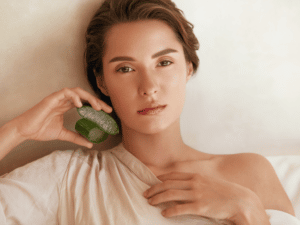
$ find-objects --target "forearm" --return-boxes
[0,120,27,161]
[230,189,270,225]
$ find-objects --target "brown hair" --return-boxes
[84,0,199,136]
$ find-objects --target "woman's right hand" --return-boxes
[10,87,113,148]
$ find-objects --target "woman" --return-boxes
[0,0,298,224]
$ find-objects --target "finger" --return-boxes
[164,202,230,222]
[157,171,195,181]
[162,202,199,218]
[69,95,83,108]
[98,101,113,113]
[55,87,112,113]
[146,180,191,199]
[71,87,113,113]
[58,128,93,148]
[148,189,194,206]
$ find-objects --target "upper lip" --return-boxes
[138,104,166,112]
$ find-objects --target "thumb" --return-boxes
[59,128,93,149]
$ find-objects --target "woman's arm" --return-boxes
[0,120,27,161]
[0,87,112,161]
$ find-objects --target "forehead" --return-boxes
[103,20,183,60]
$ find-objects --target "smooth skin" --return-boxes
[97,19,295,223]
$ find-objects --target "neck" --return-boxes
[121,118,190,170]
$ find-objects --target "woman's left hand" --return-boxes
[143,171,260,223]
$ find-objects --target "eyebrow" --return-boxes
[109,48,178,63]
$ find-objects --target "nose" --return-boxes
[138,68,158,97]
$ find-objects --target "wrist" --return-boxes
[4,119,28,142]
[0,120,27,160]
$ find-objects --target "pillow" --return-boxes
[267,155,300,219]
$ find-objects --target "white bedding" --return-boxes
[266,155,300,219]
[266,209,300,224]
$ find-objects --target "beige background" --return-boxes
[1,0,300,175]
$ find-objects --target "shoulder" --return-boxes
[3,150,74,179]
[216,153,295,216]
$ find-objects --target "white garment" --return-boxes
[0,143,299,225]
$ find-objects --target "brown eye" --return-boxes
[158,60,173,67]
[117,66,134,73]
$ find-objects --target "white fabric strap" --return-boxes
[266,209,300,225]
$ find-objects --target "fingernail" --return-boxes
[106,106,112,112]
[143,190,148,197]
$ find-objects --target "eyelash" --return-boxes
[158,60,173,67]
[116,60,173,73]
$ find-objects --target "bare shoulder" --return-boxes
[214,152,295,216]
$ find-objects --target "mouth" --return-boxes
[137,105,167,115]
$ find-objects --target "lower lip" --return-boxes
[138,105,167,115]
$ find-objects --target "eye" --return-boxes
[116,66,134,73]
[158,60,173,67]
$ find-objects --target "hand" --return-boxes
[143,171,255,223]
[10,87,112,148]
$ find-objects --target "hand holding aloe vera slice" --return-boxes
[10,87,113,149]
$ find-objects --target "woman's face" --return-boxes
[98,19,193,134]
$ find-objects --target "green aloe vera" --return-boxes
[75,118,109,143]
[77,106,119,135]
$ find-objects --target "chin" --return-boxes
[130,124,168,135]
[126,119,179,136]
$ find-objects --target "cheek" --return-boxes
[167,68,187,94]
[170,74,179,86]
[167,72,187,108]
[106,79,134,117]
[167,63,187,87]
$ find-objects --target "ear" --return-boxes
[94,69,110,97]
[186,61,193,82]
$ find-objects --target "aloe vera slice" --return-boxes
[77,106,119,135]
[75,118,108,143]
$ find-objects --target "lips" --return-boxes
[137,105,166,114]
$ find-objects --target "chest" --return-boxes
[149,154,261,199]
[148,155,223,180]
